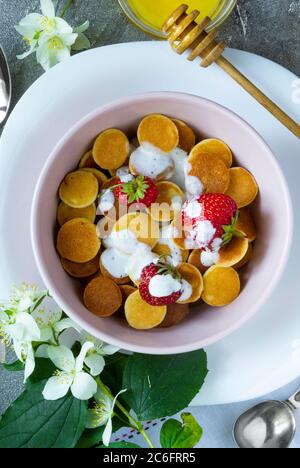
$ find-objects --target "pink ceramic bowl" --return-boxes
[31,92,293,354]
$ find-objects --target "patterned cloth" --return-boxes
[113,378,300,448]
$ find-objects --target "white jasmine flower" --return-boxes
[43,343,97,400]
[2,312,41,381]
[9,283,47,314]
[36,30,77,70]
[86,387,127,446]
[15,0,90,71]
[80,332,120,377]
[33,308,78,344]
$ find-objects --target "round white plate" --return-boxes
[0,42,299,405]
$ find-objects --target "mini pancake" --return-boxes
[113,212,159,249]
[236,208,257,242]
[137,114,179,153]
[59,171,99,208]
[80,271,101,289]
[61,253,100,278]
[120,285,138,303]
[159,302,190,328]
[188,249,208,274]
[226,167,259,208]
[125,291,167,329]
[81,168,108,188]
[57,201,96,226]
[177,263,203,304]
[202,266,240,307]
[57,218,100,263]
[172,119,196,153]
[195,139,233,167]
[187,150,230,194]
[234,243,253,270]
[99,256,130,285]
[153,242,189,263]
[83,276,122,317]
[93,129,130,170]
[149,181,184,222]
[217,236,249,268]
[79,150,98,169]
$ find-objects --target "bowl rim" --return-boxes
[31,91,294,354]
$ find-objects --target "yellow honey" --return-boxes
[127,0,226,32]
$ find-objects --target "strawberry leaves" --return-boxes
[222,211,245,245]
[121,175,149,204]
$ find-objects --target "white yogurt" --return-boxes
[101,248,130,279]
[116,166,133,183]
[195,220,216,246]
[200,237,223,267]
[185,175,204,198]
[184,161,204,198]
[130,142,174,180]
[179,279,193,302]
[183,198,202,219]
[171,195,184,212]
[149,274,182,298]
[169,147,188,189]
[200,249,220,267]
[159,224,183,266]
[126,244,158,282]
[97,189,115,214]
[105,229,140,255]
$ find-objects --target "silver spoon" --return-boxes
[0,45,12,124]
[233,388,300,448]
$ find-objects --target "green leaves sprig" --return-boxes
[0,349,208,448]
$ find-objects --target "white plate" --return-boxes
[0,42,299,405]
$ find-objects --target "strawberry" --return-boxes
[139,258,182,306]
[182,193,242,247]
[113,175,158,208]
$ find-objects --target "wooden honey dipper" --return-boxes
[163,4,300,139]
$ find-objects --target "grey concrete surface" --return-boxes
[0,0,299,420]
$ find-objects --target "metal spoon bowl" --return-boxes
[0,45,12,124]
[234,389,300,449]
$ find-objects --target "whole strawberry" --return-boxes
[139,259,182,306]
[182,193,241,246]
[113,175,158,208]
[200,193,239,244]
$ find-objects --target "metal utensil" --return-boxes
[233,388,300,448]
[0,45,12,124]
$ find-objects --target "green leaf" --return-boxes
[76,417,124,448]
[101,353,130,396]
[3,360,25,371]
[72,33,91,51]
[160,413,203,448]
[122,350,208,420]
[76,426,105,448]
[97,442,141,448]
[0,379,87,448]
[28,358,56,383]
